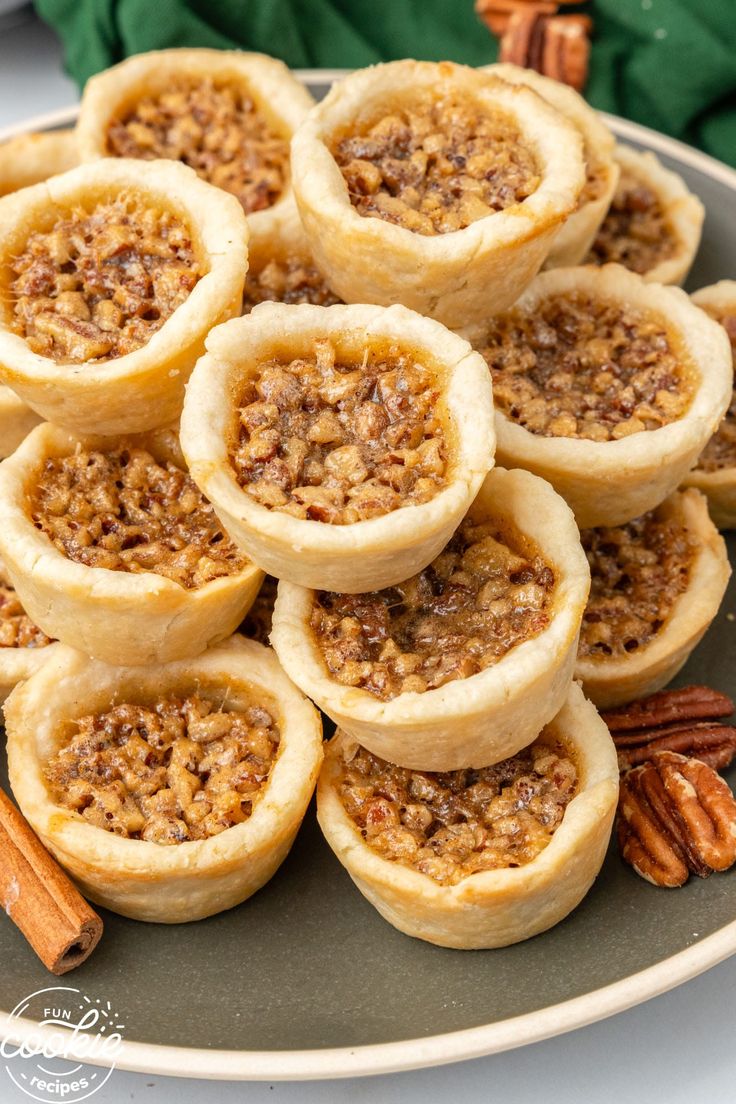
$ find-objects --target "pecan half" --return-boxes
[475,0,557,38]
[498,11,593,91]
[618,751,736,887]
[603,685,734,733]
[601,685,736,772]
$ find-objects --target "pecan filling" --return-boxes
[242,255,341,312]
[481,294,692,440]
[240,575,278,646]
[30,446,246,589]
[10,195,202,364]
[338,737,577,885]
[311,518,555,700]
[45,694,280,845]
[106,77,289,215]
[0,563,51,648]
[579,158,608,206]
[333,97,540,236]
[586,169,677,274]
[579,511,695,660]
[231,338,448,524]
[695,308,736,472]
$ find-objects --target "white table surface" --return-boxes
[0,10,735,1103]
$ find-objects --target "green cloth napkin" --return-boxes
[36,0,736,168]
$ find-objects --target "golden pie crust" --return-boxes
[180,301,495,593]
[76,47,314,253]
[5,636,323,922]
[0,424,263,666]
[290,60,585,329]
[270,467,590,771]
[682,281,736,529]
[317,681,618,949]
[575,489,730,708]
[0,157,247,435]
[476,264,732,527]
[587,145,704,285]
[0,130,79,196]
[484,63,619,267]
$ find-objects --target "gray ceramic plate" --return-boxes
[0,76,735,1081]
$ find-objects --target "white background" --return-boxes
[0,8,734,1102]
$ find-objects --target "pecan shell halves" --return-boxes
[618,751,736,888]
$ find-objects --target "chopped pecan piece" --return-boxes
[602,686,736,773]
[618,751,736,887]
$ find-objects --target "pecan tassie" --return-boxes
[29,446,246,589]
[586,169,678,275]
[106,77,289,215]
[44,694,280,845]
[338,736,577,885]
[618,750,736,887]
[602,685,736,773]
[0,561,51,649]
[579,511,695,660]
[242,255,341,312]
[230,337,448,524]
[311,516,555,701]
[480,293,693,441]
[693,308,736,473]
[332,95,541,236]
[10,193,202,364]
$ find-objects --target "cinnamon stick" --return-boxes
[0,787,102,974]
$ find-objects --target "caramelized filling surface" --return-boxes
[243,255,341,312]
[696,307,736,472]
[231,338,448,524]
[10,194,201,363]
[338,736,577,885]
[30,446,246,589]
[311,517,555,700]
[45,694,280,845]
[481,293,692,440]
[586,169,677,274]
[579,511,695,659]
[106,77,289,215]
[333,96,540,236]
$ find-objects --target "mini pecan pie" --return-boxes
[485,63,619,267]
[181,302,495,592]
[317,683,618,948]
[271,467,590,771]
[0,130,79,197]
[0,557,57,701]
[586,145,703,285]
[0,424,263,666]
[0,130,82,454]
[683,282,736,529]
[76,48,314,251]
[575,489,729,708]
[242,209,341,313]
[472,264,732,527]
[0,158,247,434]
[6,636,323,922]
[290,61,585,328]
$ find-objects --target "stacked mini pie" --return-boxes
[0,51,731,947]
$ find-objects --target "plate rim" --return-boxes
[0,76,735,1081]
